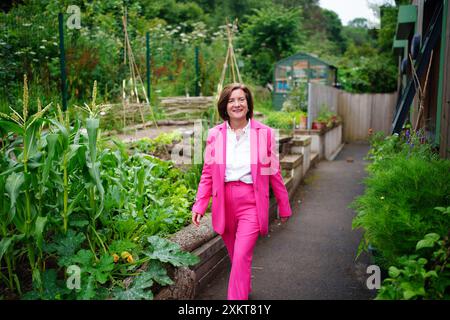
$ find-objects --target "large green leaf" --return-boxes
[147,261,174,286]
[86,160,104,219]
[34,216,48,252]
[145,236,200,267]
[108,239,138,254]
[78,274,97,300]
[0,120,24,135]
[23,120,42,161]
[5,171,25,222]
[113,271,154,300]
[66,189,85,218]
[0,237,13,262]
[416,233,440,250]
[49,118,69,149]
[86,117,99,161]
[93,254,114,284]
[44,230,86,267]
[0,175,6,221]
[71,249,95,269]
[66,144,84,169]
[42,133,59,183]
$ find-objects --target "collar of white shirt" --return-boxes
[226,119,250,133]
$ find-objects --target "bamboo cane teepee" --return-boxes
[121,7,158,129]
[213,19,242,122]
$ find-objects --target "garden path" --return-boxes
[112,125,191,143]
[196,142,376,300]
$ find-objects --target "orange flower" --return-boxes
[112,254,119,263]
[126,255,134,263]
[121,251,131,259]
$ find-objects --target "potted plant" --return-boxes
[299,112,307,129]
[312,115,326,130]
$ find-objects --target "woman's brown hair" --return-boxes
[217,83,254,121]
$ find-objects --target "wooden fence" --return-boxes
[308,83,397,142]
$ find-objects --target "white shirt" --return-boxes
[225,120,253,184]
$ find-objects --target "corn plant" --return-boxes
[0,75,52,292]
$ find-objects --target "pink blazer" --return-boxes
[192,119,292,236]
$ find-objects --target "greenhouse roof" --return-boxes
[275,52,337,69]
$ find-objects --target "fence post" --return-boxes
[307,83,312,130]
[195,46,200,96]
[146,31,151,102]
[58,13,68,112]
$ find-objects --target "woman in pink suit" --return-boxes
[192,83,292,300]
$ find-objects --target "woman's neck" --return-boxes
[229,118,248,131]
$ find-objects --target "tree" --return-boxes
[321,9,345,53]
[239,4,301,84]
[348,18,370,29]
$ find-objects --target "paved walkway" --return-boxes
[196,142,376,300]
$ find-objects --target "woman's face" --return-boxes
[227,89,248,122]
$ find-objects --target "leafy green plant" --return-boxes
[282,83,308,112]
[352,132,450,269]
[264,111,305,129]
[0,79,200,300]
[132,131,182,159]
[376,229,450,300]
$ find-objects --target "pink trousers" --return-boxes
[222,181,260,300]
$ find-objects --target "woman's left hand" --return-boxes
[280,217,289,224]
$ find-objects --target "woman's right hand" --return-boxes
[192,211,202,227]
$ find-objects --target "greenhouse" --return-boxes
[273,52,338,110]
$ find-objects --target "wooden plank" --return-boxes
[364,94,371,139]
[353,94,359,140]
[338,91,345,141]
[359,94,365,140]
[361,94,369,140]
[352,93,358,141]
[191,235,226,267]
[195,251,229,295]
[370,94,377,133]
[342,92,350,142]
[194,247,228,281]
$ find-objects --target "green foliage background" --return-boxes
[0,0,405,117]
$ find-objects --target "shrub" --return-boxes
[352,131,450,269]
[264,111,305,130]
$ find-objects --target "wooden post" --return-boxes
[146,32,151,102]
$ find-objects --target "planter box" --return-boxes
[291,136,311,176]
[295,122,343,161]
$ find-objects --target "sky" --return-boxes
[319,0,389,26]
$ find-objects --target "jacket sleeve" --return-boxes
[191,130,214,216]
[268,128,292,218]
